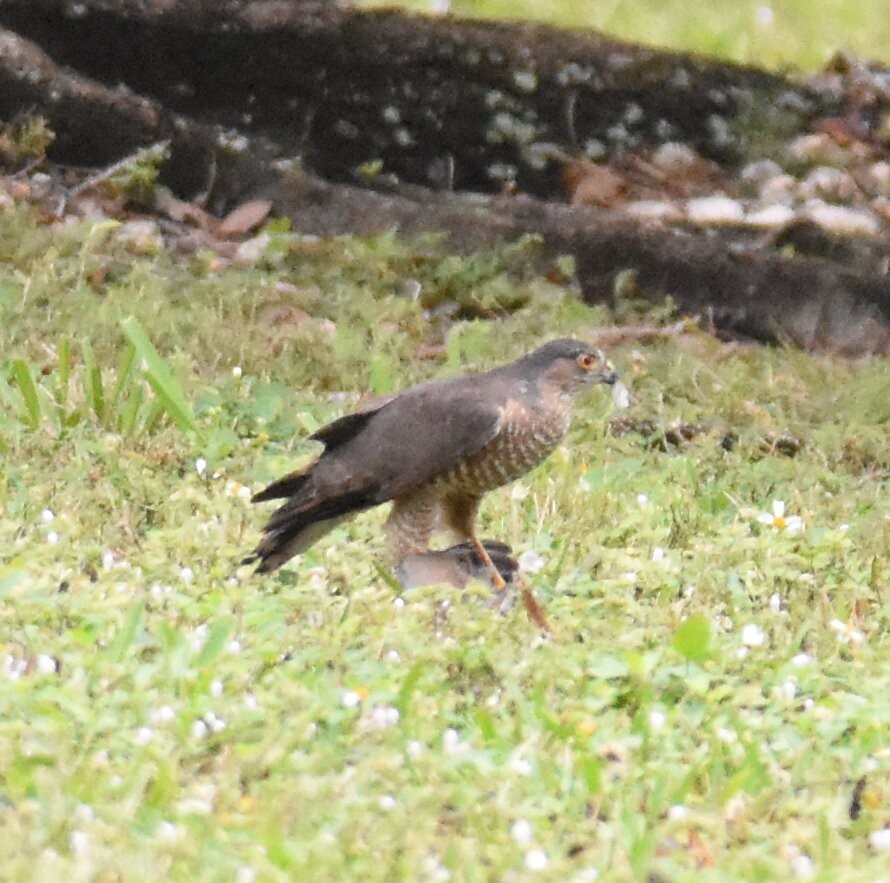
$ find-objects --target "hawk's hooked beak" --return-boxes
[597,359,619,386]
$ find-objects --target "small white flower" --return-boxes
[407,740,424,759]
[35,654,58,674]
[155,821,179,842]
[577,869,599,881]
[518,550,545,574]
[511,757,533,776]
[210,679,223,697]
[791,653,812,667]
[235,867,255,883]
[40,509,55,523]
[195,458,207,477]
[205,712,226,733]
[228,639,242,654]
[3,655,25,680]
[649,710,666,731]
[307,571,326,591]
[651,546,666,563]
[342,690,362,709]
[102,550,116,570]
[869,827,890,852]
[150,705,176,725]
[386,649,401,663]
[636,494,649,507]
[769,593,782,612]
[791,853,815,879]
[756,5,775,27]
[176,787,215,815]
[442,728,463,754]
[134,727,154,745]
[683,585,696,599]
[151,583,172,600]
[70,830,89,855]
[46,531,59,545]
[829,619,865,645]
[180,567,194,584]
[74,804,94,824]
[736,647,749,660]
[757,500,803,533]
[742,624,766,647]
[510,483,529,501]
[191,720,209,739]
[188,623,208,652]
[367,705,400,730]
[379,794,397,811]
[525,849,548,871]
[393,597,405,610]
[232,366,243,379]
[716,727,737,744]
[511,819,533,845]
[244,693,259,710]
[667,804,688,821]
[775,678,796,700]
[622,571,638,583]
[838,523,850,532]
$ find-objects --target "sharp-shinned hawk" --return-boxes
[246,339,617,588]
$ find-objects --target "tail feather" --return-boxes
[247,516,345,574]
[251,468,311,503]
[246,487,377,574]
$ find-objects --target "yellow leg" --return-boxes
[517,572,552,634]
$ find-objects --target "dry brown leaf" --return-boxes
[561,158,626,207]
[217,199,273,238]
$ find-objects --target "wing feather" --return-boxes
[316,381,503,503]
[309,393,398,450]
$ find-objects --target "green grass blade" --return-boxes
[106,600,145,663]
[81,339,106,423]
[56,336,72,418]
[120,316,201,437]
[0,365,25,423]
[140,397,165,434]
[117,381,144,435]
[11,358,41,430]
[109,343,137,415]
[194,617,233,668]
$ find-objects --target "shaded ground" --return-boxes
[1,0,890,353]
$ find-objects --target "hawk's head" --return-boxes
[522,339,618,393]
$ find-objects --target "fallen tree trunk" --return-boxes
[0,0,833,198]
[0,0,889,355]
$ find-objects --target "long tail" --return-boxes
[245,483,376,574]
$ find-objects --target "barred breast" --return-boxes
[437,393,573,496]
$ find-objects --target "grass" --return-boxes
[354,0,890,71]
[0,201,888,881]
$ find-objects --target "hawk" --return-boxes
[246,339,617,588]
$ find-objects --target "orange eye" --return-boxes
[577,353,596,370]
